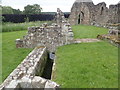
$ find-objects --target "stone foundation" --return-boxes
[0,47,59,89]
[97,29,120,47]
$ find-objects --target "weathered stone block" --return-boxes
[45,80,59,88]
[32,76,47,88]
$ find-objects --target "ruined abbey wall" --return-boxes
[16,8,74,52]
[109,4,119,24]
[0,8,74,89]
[69,0,120,26]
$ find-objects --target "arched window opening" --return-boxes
[101,7,104,15]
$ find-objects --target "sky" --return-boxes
[2,0,119,12]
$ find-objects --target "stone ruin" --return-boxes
[0,8,74,89]
[1,1,119,89]
[69,0,120,26]
[15,8,74,52]
[0,47,59,89]
[97,26,120,47]
[69,0,120,47]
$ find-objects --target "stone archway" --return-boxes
[78,11,84,24]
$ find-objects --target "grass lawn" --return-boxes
[0,33,2,84]
[1,31,33,82]
[54,42,118,88]
[72,25,108,39]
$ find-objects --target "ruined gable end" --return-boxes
[69,0,94,25]
[69,0,119,26]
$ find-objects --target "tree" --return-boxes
[12,9,22,14]
[2,6,14,14]
[23,4,42,14]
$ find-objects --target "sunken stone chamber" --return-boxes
[0,47,59,89]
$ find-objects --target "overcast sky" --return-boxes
[2,0,119,12]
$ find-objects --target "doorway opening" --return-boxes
[78,11,84,24]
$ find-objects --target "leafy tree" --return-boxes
[23,4,42,14]
[2,6,14,14]
[12,9,22,14]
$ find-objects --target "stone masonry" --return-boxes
[15,8,74,52]
[0,8,74,89]
[69,0,120,26]
[97,27,120,47]
[0,47,59,89]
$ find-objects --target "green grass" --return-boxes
[2,21,52,32]
[1,21,49,83]
[54,42,118,88]
[72,25,108,39]
[0,32,2,84]
[1,31,33,82]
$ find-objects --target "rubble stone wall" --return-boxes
[109,4,119,24]
[16,8,74,52]
[16,23,73,52]
[0,47,59,89]
[69,0,120,26]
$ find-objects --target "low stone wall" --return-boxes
[16,23,74,52]
[97,29,120,47]
[0,47,59,89]
[15,8,74,52]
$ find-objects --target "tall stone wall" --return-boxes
[109,4,119,24]
[0,47,59,89]
[69,0,120,26]
[69,1,94,25]
[94,2,109,25]
[16,8,74,52]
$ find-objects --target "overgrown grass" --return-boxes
[72,25,108,39]
[1,31,33,82]
[2,21,51,32]
[54,42,118,88]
